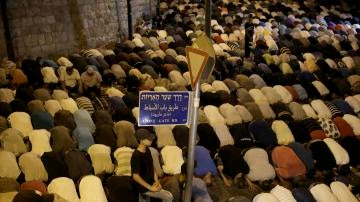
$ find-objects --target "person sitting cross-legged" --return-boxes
[131,129,173,202]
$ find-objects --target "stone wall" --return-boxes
[6,0,77,58]
[76,0,121,48]
[0,3,8,59]
[130,0,156,34]
[1,0,156,59]
[116,0,129,40]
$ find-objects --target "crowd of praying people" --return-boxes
[1,0,360,201]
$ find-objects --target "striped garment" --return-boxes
[225,41,242,57]
[113,147,134,176]
[76,97,95,115]
[325,102,344,118]
[92,95,110,111]
[302,118,323,133]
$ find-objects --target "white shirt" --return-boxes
[212,80,230,93]
[79,175,107,202]
[323,138,350,165]
[345,96,360,113]
[52,89,69,100]
[132,107,139,123]
[0,192,18,202]
[8,112,33,137]
[60,69,80,87]
[261,86,281,104]
[59,98,78,113]
[154,86,168,92]
[0,151,21,179]
[271,120,295,145]
[161,146,184,175]
[0,88,15,103]
[279,62,294,74]
[289,102,307,121]
[154,126,177,148]
[44,100,62,117]
[48,177,80,202]
[29,129,52,156]
[219,103,242,125]
[257,102,276,120]
[83,49,103,58]
[41,67,59,83]
[343,114,360,135]
[302,104,318,119]
[183,71,191,85]
[204,105,226,126]
[310,183,338,202]
[312,81,330,96]
[105,87,125,98]
[111,64,126,79]
[168,70,187,87]
[273,85,293,104]
[330,181,358,202]
[18,152,48,182]
[128,69,142,80]
[244,148,275,181]
[87,144,114,175]
[212,123,235,147]
[253,193,279,202]
[353,94,360,103]
[200,83,215,93]
[249,89,268,104]
[234,105,253,123]
[0,128,27,156]
[270,185,296,202]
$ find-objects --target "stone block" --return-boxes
[33,16,42,24]
[46,16,56,24]
[44,34,53,43]
[11,28,23,38]
[29,0,41,6]
[17,47,26,57]
[38,34,46,45]
[59,32,68,42]
[24,34,38,47]
[47,44,56,52]
[12,37,24,48]
[30,46,42,57]
[38,25,51,33]
[22,18,33,26]
[29,26,40,34]
[55,24,65,32]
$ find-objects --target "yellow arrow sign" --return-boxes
[186,47,209,88]
[192,35,215,82]
[192,35,215,58]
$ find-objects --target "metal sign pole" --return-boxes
[184,1,211,201]
[205,0,211,37]
[127,0,133,38]
[184,81,201,202]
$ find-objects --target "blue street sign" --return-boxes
[138,91,191,126]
